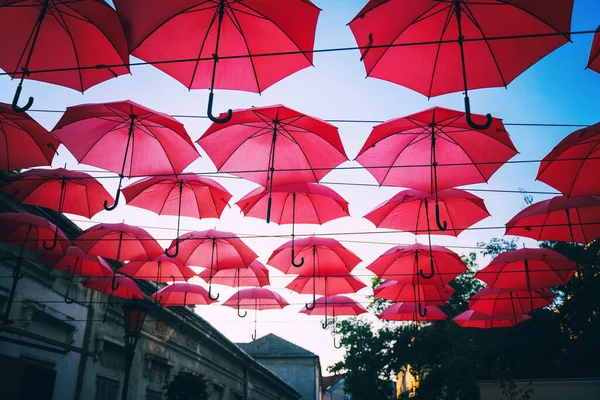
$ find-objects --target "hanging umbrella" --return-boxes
[122,174,232,257]
[197,105,348,222]
[453,310,530,329]
[152,283,217,306]
[366,244,467,286]
[166,229,258,301]
[374,281,454,318]
[0,0,129,112]
[357,107,513,230]
[299,295,368,348]
[237,182,350,267]
[0,212,70,321]
[286,275,366,299]
[468,287,555,318]
[2,168,113,250]
[114,0,320,123]
[119,254,196,284]
[222,288,289,340]
[40,246,113,303]
[0,103,59,171]
[588,26,600,74]
[74,222,163,291]
[537,122,600,197]
[379,302,447,322]
[81,274,143,300]
[268,237,361,309]
[349,0,574,129]
[51,100,200,210]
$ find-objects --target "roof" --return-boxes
[323,375,345,391]
[237,334,317,358]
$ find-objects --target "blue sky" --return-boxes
[2,0,599,369]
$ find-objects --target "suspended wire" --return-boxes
[0,29,596,77]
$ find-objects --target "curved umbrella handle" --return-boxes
[418,302,428,318]
[42,230,59,251]
[110,272,120,291]
[237,305,248,318]
[251,331,257,341]
[434,202,448,232]
[103,177,123,211]
[207,92,233,124]
[165,239,179,258]
[419,256,435,279]
[464,96,492,130]
[291,247,305,268]
[321,319,329,330]
[12,81,34,113]
[208,285,220,301]
[333,335,343,349]
[63,266,76,304]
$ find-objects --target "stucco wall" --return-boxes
[252,357,319,400]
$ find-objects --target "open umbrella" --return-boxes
[237,182,350,266]
[119,254,196,283]
[40,246,113,303]
[537,122,600,197]
[299,295,368,348]
[114,0,320,123]
[379,302,447,322]
[588,26,600,74]
[51,100,200,210]
[374,281,454,316]
[167,229,258,301]
[81,274,143,300]
[0,0,129,112]
[453,310,530,329]
[286,275,366,299]
[0,103,59,171]
[222,288,289,340]
[0,212,69,321]
[357,107,513,230]
[468,287,555,318]
[152,283,218,331]
[2,168,113,250]
[122,174,232,257]
[349,0,574,129]
[197,105,348,222]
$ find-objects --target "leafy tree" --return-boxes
[164,371,209,400]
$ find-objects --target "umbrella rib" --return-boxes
[574,207,588,244]
[377,133,429,185]
[188,3,220,89]
[436,132,488,183]
[278,125,319,182]
[427,4,455,98]
[51,5,85,93]
[565,143,597,197]
[157,181,177,216]
[495,0,571,41]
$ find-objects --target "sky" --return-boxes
[1,0,600,371]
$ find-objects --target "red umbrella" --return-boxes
[237,182,350,267]
[357,107,514,230]
[166,229,258,300]
[122,174,232,257]
[286,275,366,297]
[81,274,143,300]
[299,295,368,348]
[119,254,196,284]
[588,26,600,74]
[0,103,59,171]
[475,248,578,291]
[197,105,348,222]
[349,0,573,129]
[537,123,600,197]
[468,287,555,317]
[2,168,113,250]
[0,0,129,112]
[379,302,447,322]
[151,283,217,307]
[52,100,200,210]
[40,246,113,303]
[374,281,455,317]
[222,288,289,340]
[366,244,467,286]
[114,0,320,123]
[453,310,530,329]
[74,222,163,291]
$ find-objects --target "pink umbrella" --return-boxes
[453,310,530,329]
[379,302,447,322]
[81,274,143,300]
[286,275,366,297]
[119,254,196,283]
[151,283,217,307]
[468,287,555,318]
[374,281,455,317]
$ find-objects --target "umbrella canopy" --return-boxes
[119,255,196,284]
[286,275,366,297]
[475,248,578,290]
[379,302,447,322]
[0,103,58,171]
[299,295,368,317]
[197,260,270,288]
[366,244,467,286]
[52,100,200,210]
[0,0,129,112]
[364,188,489,236]
[349,0,573,128]
[453,310,530,329]
[588,26,600,74]
[505,196,600,244]
[222,288,289,310]
[40,246,113,277]
[0,212,69,254]
[374,281,455,306]
[151,283,217,306]
[468,287,555,317]
[114,0,320,122]
[537,122,600,197]
[81,274,143,300]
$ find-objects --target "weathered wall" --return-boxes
[252,357,319,400]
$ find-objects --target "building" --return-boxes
[478,378,600,400]
[0,186,300,400]
[237,334,322,400]
[322,375,348,400]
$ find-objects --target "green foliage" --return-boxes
[499,379,534,400]
[164,371,209,400]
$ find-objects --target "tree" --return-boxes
[164,371,209,400]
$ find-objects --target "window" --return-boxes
[145,389,163,400]
[96,376,120,400]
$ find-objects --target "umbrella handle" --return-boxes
[419,257,435,279]
[12,81,34,113]
[305,300,316,311]
[103,176,123,211]
[42,229,59,251]
[63,266,76,304]
[207,92,232,124]
[165,239,179,258]
[237,305,248,318]
[251,331,257,341]
[208,285,220,301]
[333,335,343,349]
[434,202,447,232]
[464,96,492,130]
[291,248,305,268]
[359,33,373,62]
[110,273,120,291]
[418,302,428,318]
[321,318,329,330]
